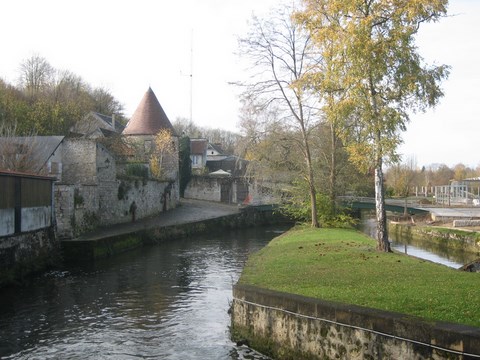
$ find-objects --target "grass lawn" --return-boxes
[239,226,480,327]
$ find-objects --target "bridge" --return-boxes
[338,197,430,215]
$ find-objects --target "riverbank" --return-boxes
[236,226,480,326]
[389,221,480,263]
[232,226,480,358]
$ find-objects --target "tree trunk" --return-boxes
[305,144,319,228]
[369,73,390,252]
[309,178,319,228]
[298,99,319,228]
[374,158,390,252]
[329,121,337,216]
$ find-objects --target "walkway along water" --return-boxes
[61,199,282,261]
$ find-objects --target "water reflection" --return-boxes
[359,215,477,268]
[0,226,287,359]
[390,242,464,268]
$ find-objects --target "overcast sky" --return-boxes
[1,0,478,168]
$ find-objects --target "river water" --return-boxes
[0,226,288,360]
[360,215,478,268]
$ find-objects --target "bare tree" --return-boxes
[237,4,321,227]
[172,117,241,155]
[18,54,54,99]
[386,157,418,215]
[239,97,301,183]
[90,87,125,117]
[0,122,41,172]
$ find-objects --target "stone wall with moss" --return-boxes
[55,138,179,238]
[99,177,177,226]
[231,284,480,360]
[0,227,59,286]
[55,179,178,238]
[389,223,480,254]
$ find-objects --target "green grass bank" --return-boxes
[238,226,480,327]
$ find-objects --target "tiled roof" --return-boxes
[190,139,208,154]
[122,87,175,136]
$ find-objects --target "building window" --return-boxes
[192,155,201,166]
[144,140,152,153]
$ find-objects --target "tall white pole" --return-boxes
[190,29,193,123]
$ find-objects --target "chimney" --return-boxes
[112,113,116,131]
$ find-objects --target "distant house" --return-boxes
[184,139,251,204]
[190,138,208,173]
[207,143,225,157]
[190,139,247,175]
[71,111,125,138]
[206,155,248,177]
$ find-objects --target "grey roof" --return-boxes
[207,142,225,154]
[0,136,64,173]
[93,112,125,133]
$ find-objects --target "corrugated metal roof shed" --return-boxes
[0,136,64,173]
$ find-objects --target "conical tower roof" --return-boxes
[122,87,175,135]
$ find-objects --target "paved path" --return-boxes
[340,196,480,219]
[69,199,240,242]
[425,207,480,219]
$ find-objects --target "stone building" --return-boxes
[190,138,208,174]
[70,111,125,138]
[122,87,179,184]
[55,87,180,238]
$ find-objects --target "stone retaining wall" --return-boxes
[453,219,480,228]
[231,284,480,360]
[61,206,288,261]
[389,222,480,254]
[55,179,178,239]
[0,227,59,286]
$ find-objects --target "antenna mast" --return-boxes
[190,29,193,123]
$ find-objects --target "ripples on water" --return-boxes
[0,227,287,359]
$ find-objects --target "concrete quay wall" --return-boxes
[231,284,480,360]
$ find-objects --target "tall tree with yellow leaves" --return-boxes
[296,0,450,251]
[150,129,176,180]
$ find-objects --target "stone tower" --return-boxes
[122,87,179,187]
